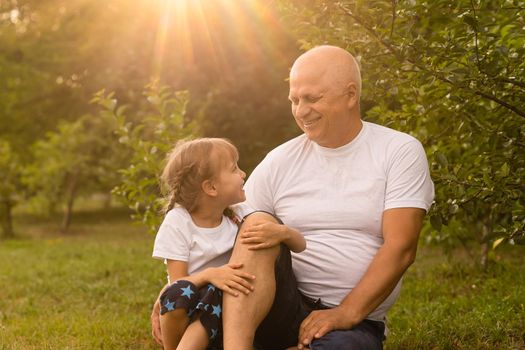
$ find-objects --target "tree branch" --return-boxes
[337,3,525,119]
[390,0,397,39]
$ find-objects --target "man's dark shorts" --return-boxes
[252,244,385,350]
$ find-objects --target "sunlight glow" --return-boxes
[150,0,286,81]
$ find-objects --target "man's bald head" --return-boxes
[290,45,362,99]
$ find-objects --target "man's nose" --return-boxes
[295,100,311,119]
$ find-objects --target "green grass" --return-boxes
[1,207,524,349]
[384,246,525,349]
[0,207,165,349]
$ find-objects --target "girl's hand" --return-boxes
[240,221,286,250]
[150,297,163,346]
[207,263,256,297]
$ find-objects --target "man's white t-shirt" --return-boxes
[152,204,252,275]
[244,121,434,321]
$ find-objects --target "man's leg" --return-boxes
[222,212,281,350]
[309,320,385,350]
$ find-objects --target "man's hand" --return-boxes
[297,307,358,349]
[151,298,163,346]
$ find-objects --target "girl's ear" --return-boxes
[201,179,217,197]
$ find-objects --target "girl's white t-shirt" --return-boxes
[152,204,251,275]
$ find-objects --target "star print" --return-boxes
[180,285,195,299]
[211,304,222,317]
[211,328,218,339]
[164,299,175,311]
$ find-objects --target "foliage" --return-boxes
[92,84,196,234]
[1,0,299,171]
[278,0,525,267]
[22,114,125,232]
[0,139,23,238]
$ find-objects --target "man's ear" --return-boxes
[201,179,217,197]
[345,82,358,110]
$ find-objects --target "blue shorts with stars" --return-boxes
[160,280,223,348]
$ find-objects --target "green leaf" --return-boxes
[492,237,505,250]
[430,215,442,232]
[436,153,448,167]
[500,163,509,177]
[463,15,478,31]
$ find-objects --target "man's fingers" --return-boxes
[298,314,320,347]
[302,320,320,345]
[314,324,331,339]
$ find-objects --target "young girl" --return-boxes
[152,138,305,350]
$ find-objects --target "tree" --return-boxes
[93,84,196,233]
[23,114,126,233]
[0,139,23,238]
[278,0,525,269]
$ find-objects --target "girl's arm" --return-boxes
[240,220,306,253]
[166,260,208,288]
[166,260,256,296]
[277,224,306,253]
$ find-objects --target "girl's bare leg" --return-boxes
[160,309,190,350]
[176,319,209,350]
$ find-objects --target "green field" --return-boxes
[1,208,524,349]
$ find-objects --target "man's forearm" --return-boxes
[339,207,424,325]
[338,241,416,325]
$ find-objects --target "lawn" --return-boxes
[1,207,524,349]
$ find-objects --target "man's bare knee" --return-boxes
[241,211,279,228]
[230,212,281,265]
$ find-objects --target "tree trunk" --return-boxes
[1,198,15,239]
[103,192,112,209]
[480,215,493,272]
[61,174,79,234]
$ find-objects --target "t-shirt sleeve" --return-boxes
[384,139,435,211]
[152,215,191,261]
[231,202,256,218]
[244,156,276,214]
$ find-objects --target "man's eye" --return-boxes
[306,96,321,103]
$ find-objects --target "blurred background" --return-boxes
[0,0,524,348]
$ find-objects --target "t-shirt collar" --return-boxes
[313,121,367,157]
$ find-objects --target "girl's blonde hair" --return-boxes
[161,138,239,217]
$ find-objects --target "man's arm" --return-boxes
[297,207,425,349]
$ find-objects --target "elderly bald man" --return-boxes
[152,45,434,350]
[222,45,434,350]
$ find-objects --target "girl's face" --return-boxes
[213,154,246,206]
